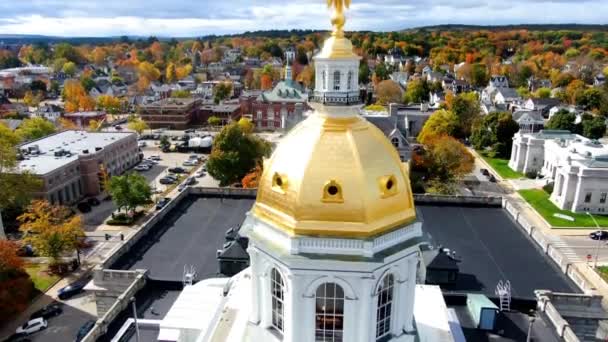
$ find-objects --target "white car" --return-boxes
[137,141,147,148]
[149,155,162,161]
[144,159,159,165]
[195,170,206,178]
[134,165,151,171]
[16,318,47,335]
[183,160,198,167]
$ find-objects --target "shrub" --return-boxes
[543,182,554,195]
[525,170,539,179]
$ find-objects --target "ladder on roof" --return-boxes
[183,265,197,287]
[495,280,511,312]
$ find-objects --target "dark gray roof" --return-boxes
[364,115,399,137]
[513,110,544,124]
[496,87,520,99]
[529,98,561,108]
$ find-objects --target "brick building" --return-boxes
[17,131,139,205]
[139,98,202,129]
[199,102,242,125]
[62,111,107,129]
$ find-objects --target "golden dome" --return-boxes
[252,105,417,239]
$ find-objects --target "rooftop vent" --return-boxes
[95,147,102,151]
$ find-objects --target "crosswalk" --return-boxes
[546,236,584,263]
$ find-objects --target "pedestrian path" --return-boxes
[546,235,584,263]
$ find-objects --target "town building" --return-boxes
[198,102,241,125]
[139,98,202,129]
[16,130,139,205]
[62,111,107,129]
[509,130,608,213]
[0,66,51,96]
[240,63,309,130]
[156,6,456,341]
[512,110,545,133]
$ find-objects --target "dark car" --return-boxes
[589,230,608,240]
[184,129,195,133]
[76,202,91,213]
[159,177,176,185]
[75,320,95,342]
[87,198,100,206]
[57,281,86,300]
[168,167,186,174]
[156,198,170,210]
[30,303,62,320]
[480,168,489,176]
[16,244,35,257]
[488,175,497,183]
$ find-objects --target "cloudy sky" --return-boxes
[0,0,606,37]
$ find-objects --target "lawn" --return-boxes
[25,264,60,293]
[518,189,608,228]
[597,266,608,282]
[478,152,524,179]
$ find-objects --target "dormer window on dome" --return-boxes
[379,175,398,198]
[322,180,344,203]
[272,172,288,193]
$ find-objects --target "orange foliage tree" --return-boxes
[0,240,35,324]
[241,165,262,189]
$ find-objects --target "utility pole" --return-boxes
[587,211,603,268]
[131,297,140,342]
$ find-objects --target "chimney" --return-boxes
[420,102,429,112]
[389,103,399,118]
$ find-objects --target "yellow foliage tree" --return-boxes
[127,118,149,134]
[166,63,177,83]
[58,117,78,130]
[238,117,254,134]
[176,64,193,80]
[376,80,403,105]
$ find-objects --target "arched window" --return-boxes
[375,274,395,340]
[347,71,353,90]
[333,71,341,91]
[315,283,344,342]
[271,268,285,333]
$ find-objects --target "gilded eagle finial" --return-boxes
[327,0,351,37]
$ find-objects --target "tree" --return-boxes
[451,92,481,138]
[58,117,78,130]
[546,109,577,132]
[566,79,586,105]
[0,240,35,325]
[581,114,606,140]
[579,88,603,111]
[207,123,271,186]
[471,63,489,88]
[127,118,149,135]
[97,95,122,115]
[374,62,389,81]
[208,116,222,126]
[417,135,475,194]
[470,112,520,158]
[376,80,402,105]
[403,79,429,104]
[62,61,77,77]
[18,200,84,263]
[159,135,170,150]
[171,89,191,98]
[166,63,177,83]
[213,82,233,104]
[15,117,56,141]
[359,61,370,85]
[108,173,152,214]
[241,165,262,188]
[297,65,315,88]
[534,87,552,99]
[238,117,254,134]
[23,91,41,108]
[88,119,102,132]
[417,110,460,144]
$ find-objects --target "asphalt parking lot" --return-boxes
[419,205,580,298]
[112,196,254,281]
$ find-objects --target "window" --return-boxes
[333,71,341,91]
[271,268,285,333]
[315,283,344,342]
[585,192,592,203]
[376,274,394,340]
[322,71,327,90]
[601,193,607,204]
[347,71,353,90]
[391,138,399,148]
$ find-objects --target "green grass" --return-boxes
[519,189,608,228]
[25,264,60,293]
[478,152,524,179]
[597,266,608,281]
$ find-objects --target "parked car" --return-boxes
[188,154,200,160]
[114,125,123,130]
[160,176,177,184]
[168,167,186,174]
[75,320,95,342]
[16,244,35,257]
[488,175,497,183]
[177,184,187,192]
[589,230,608,240]
[144,159,159,165]
[480,168,489,176]
[183,160,198,167]
[137,141,146,148]
[149,155,162,161]
[87,198,100,206]
[57,281,86,300]
[185,177,196,185]
[156,198,171,210]
[134,165,151,171]
[195,170,206,178]
[15,318,47,335]
[77,202,91,213]
[30,303,62,320]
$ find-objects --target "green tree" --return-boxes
[451,92,481,138]
[579,88,603,111]
[62,61,77,77]
[534,88,552,99]
[127,118,149,135]
[546,109,577,132]
[15,117,56,141]
[208,116,222,126]
[18,200,84,263]
[403,79,429,104]
[108,173,152,214]
[207,123,271,186]
[80,77,95,92]
[374,62,389,81]
[417,109,460,144]
[171,89,191,98]
[213,82,233,104]
[359,61,370,85]
[580,114,606,140]
[471,63,489,88]
[159,135,170,150]
[470,112,520,158]
[238,117,254,134]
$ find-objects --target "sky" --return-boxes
[0,0,606,37]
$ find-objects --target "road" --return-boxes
[550,234,608,264]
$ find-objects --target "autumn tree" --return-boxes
[171,89,191,98]
[58,117,78,130]
[376,80,403,105]
[16,117,56,141]
[213,82,233,104]
[207,123,271,186]
[62,79,95,113]
[23,91,42,108]
[297,65,315,88]
[97,95,122,115]
[208,116,222,126]
[241,165,262,188]
[62,61,77,77]
[238,117,254,134]
[88,119,102,132]
[166,62,177,83]
[0,240,35,325]
[417,109,460,144]
[18,200,84,263]
[451,92,481,138]
[403,79,429,104]
[127,117,149,135]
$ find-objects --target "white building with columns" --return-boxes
[509,130,608,213]
[157,3,457,342]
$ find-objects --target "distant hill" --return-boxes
[405,24,608,32]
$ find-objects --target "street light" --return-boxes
[587,211,603,269]
[131,297,140,342]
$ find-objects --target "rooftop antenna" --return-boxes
[183,265,197,287]
[495,280,511,312]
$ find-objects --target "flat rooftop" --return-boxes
[18,130,135,175]
[112,196,579,297]
[420,205,579,298]
[112,195,254,281]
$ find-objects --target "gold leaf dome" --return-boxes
[252,105,416,239]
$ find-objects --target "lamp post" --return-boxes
[587,211,602,269]
[131,297,140,342]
